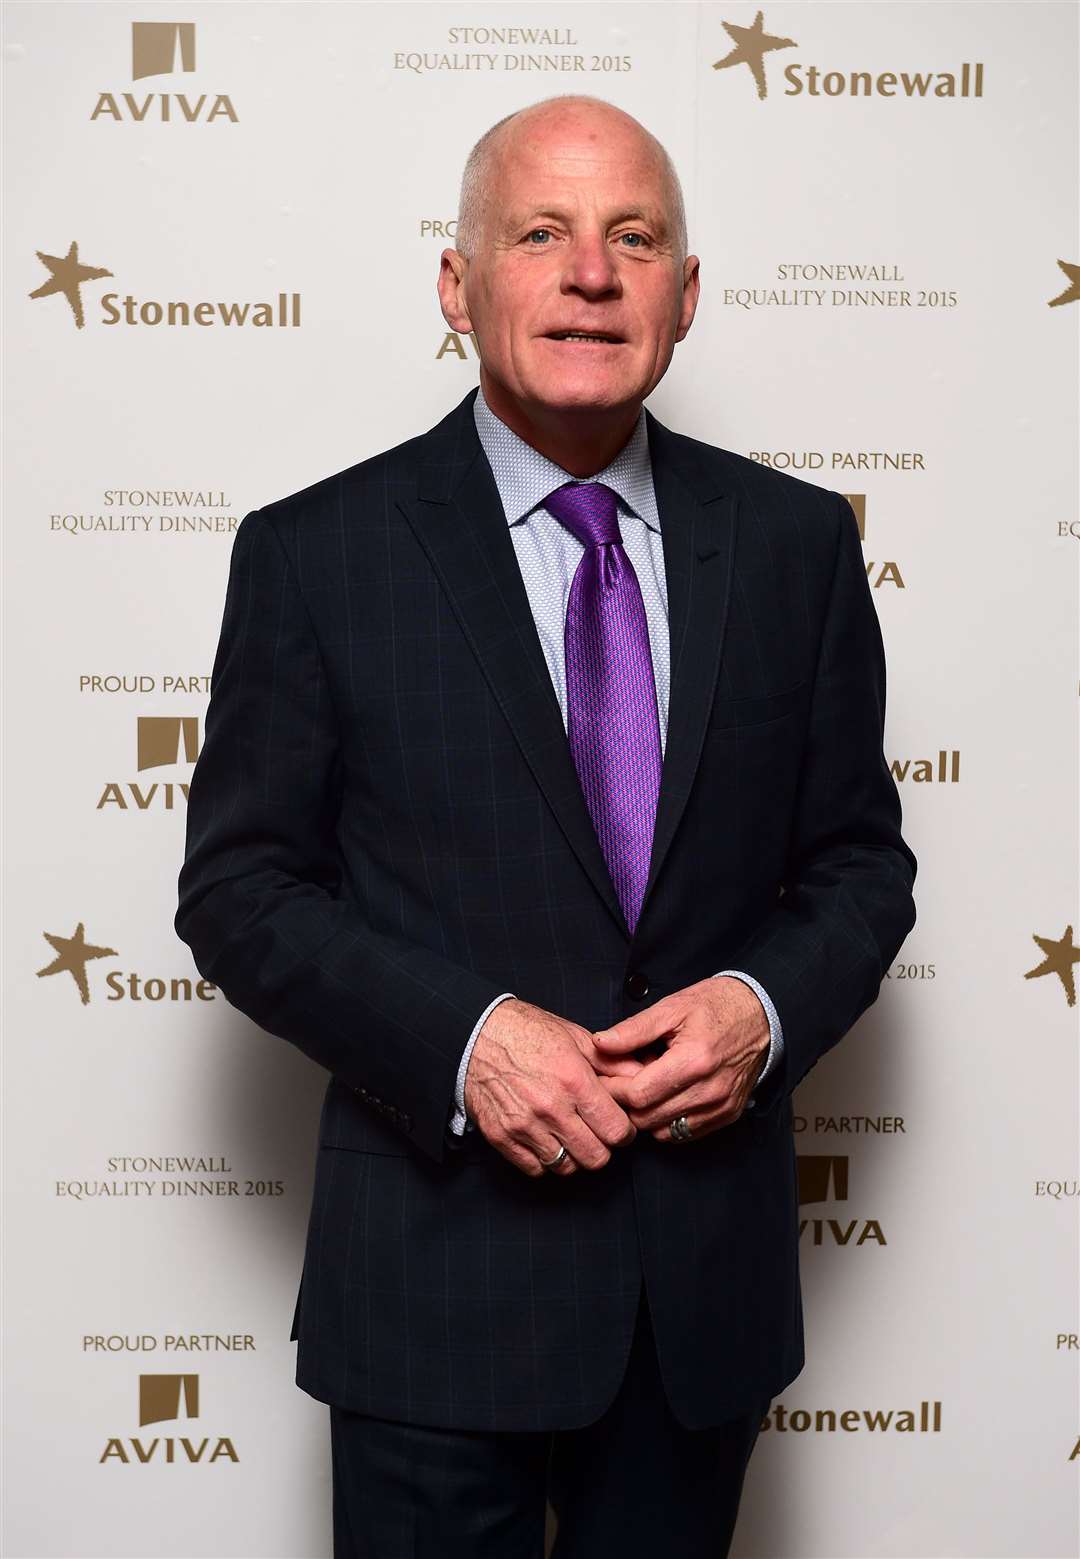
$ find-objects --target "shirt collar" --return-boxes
[472,381,659,532]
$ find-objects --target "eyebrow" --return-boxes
[508,206,669,233]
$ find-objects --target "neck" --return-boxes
[479,368,640,478]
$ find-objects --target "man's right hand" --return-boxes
[463,999,643,1178]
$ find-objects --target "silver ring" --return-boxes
[541,1144,569,1171]
[670,1115,694,1143]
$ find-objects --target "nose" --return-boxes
[560,228,621,299]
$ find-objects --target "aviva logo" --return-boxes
[100,1374,238,1464]
[132,21,196,80]
[137,715,200,773]
[91,22,237,123]
[140,1373,198,1426]
[797,1153,884,1248]
[97,713,200,811]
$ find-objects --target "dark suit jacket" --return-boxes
[175,386,916,1431]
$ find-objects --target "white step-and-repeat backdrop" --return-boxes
[3,4,1077,1556]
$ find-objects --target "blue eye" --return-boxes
[526,229,552,244]
[619,233,648,247]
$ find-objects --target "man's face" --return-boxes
[439,107,700,419]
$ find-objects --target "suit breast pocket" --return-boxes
[706,680,808,733]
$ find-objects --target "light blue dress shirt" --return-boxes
[448,384,784,1136]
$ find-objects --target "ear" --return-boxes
[674,254,700,343]
[438,249,473,333]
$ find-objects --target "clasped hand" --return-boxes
[464,977,770,1178]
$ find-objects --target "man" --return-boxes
[176,94,916,1557]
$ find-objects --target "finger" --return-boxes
[497,1139,561,1178]
[534,1133,578,1175]
[542,1110,615,1172]
[494,1119,583,1177]
[602,1071,678,1111]
[625,1078,719,1130]
[589,1053,647,1078]
[531,1068,636,1168]
[482,1110,577,1179]
[592,1006,673,1052]
[573,1088,637,1150]
[653,1107,723,1144]
[599,1074,637,1106]
[572,1032,646,1076]
[618,1045,702,1113]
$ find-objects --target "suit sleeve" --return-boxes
[175,508,512,1165]
[726,493,917,1117]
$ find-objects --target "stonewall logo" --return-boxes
[37,923,117,1006]
[96,714,200,812]
[797,1153,885,1248]
[712,10,985,102]
[1048,261,1080,308]
[1024,925,1079,1008]
[100,1374,238,1464]
[760,1398,942,1434]
[35,921,217,1007]
[91,21,237,124]
[888,750,961,785]
[29,243,300,333]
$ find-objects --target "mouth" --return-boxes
[543,330,626,345]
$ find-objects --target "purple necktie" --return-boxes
[543,481,662,934]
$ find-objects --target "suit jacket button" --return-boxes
[625,972,649,999]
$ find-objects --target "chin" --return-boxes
[529,378,637,413]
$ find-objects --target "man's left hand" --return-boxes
[591,977,771,1142]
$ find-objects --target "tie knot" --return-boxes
[543,482,621,549]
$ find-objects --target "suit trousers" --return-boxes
[328,1273,769,1559]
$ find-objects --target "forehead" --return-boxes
[495,116,670,221]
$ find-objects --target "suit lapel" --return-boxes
[395,390,738,944]
[639,412,738,931]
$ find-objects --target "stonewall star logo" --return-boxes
[1024,926,1080,1008]
[712,10,985,102]
[34,920,217,1007]
[36,923,118,1005]
[29,241,112,330]
[29,245,300,332]
[713,10,796,99]
[1048,261,1080,308]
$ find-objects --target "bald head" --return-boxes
[455,95,687,268]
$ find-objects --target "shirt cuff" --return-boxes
[448,992,517,1135]
[713,970,784,1112]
